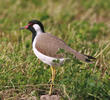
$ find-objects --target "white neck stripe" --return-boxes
[33,24,43,35]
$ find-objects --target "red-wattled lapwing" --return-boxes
[20,20,95,95]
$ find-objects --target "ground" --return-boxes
[0,0,110,100]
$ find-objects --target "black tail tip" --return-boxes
[85,55,96,63]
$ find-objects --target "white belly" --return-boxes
[32,36,65,66]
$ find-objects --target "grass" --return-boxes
[0,0,110,100]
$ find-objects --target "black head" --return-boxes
[20,20,45,42]
[24,20,45,33]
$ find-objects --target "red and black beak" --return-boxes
[20,23,31,30]
[20,25,29,30]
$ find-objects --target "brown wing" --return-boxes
[35,33,96,63]
[35,33,68,58]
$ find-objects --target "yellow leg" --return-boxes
[49,66,56,95]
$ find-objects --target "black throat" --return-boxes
[28,26,36,43]
[32,33,36,43]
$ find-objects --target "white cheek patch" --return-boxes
[33,24,40,30]
[33,24,42,35]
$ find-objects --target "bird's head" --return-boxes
[20,20,45,34]
[20,20,45,42]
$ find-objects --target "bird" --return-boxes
[20,20,96,95]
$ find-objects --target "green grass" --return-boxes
[0,0,110,100]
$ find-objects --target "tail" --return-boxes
[70,49,96,63]
[83,55,96,63]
